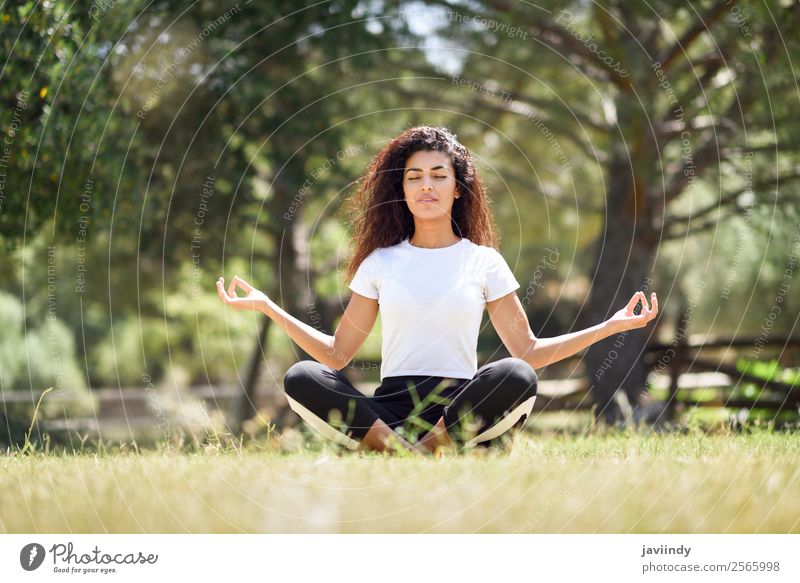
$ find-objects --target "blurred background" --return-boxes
[1,0,799,449]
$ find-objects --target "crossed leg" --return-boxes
[283,358,537,454]
[417,358,538,451]
[283,361,423,453]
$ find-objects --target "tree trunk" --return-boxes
[233,315,272,433]
[234,165,319,431]
[583,154,658,425]
[278,210,315,362]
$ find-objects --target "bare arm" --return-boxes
[487,290,659,369]
[217,276,378,370]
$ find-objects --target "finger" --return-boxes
[650,292,659,316]
[643,292,655,317]
[234,276,254,293]
[216,279,230,302]
[628,291,644,315]
[637,291,649,312]
[228,278,238,298]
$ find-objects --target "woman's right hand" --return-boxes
[216,276,269,313]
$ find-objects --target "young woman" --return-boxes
[217,126,658,455]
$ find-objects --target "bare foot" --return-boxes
[358,419,425,455]
[417,417,455,454]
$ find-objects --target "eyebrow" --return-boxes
[405,165,448,174]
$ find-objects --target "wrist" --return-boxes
[603,318,626,336]
[259,297,276,317]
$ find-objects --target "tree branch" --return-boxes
[721,143,800,157]
[476,96,600,162]
[593,3,618,48]
[404,62,609,133]
[663,35,742,132]
[665,172,800,228]
[662,29,783,203]
[662,206,743,240]
[505,88,611,133]
[425,0,634,91]
[663,131,726,204]
[525,19,634,93]
[497,166,605,213]
[657,0,730,70]
[393,84,600,163]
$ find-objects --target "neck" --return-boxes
[409,221,460,249]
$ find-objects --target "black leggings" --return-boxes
[283,357,538,449]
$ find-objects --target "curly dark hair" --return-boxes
[345,126,499,281]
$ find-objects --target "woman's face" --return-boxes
[402,150,459,222]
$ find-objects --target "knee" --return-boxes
[283,360,328,402]
[495,357,538,399]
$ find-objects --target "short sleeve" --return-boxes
[349,253,379,299]
[484,249,520,301]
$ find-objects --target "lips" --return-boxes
[417,197,437,203]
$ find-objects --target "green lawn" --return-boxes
[2,428,798,533]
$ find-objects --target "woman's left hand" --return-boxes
[608,291,659,332]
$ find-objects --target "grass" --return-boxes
[1,421,799,533]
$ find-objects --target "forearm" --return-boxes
[521,320,622,369]
[259,298,340,368]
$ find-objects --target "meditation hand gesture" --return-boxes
[608,291,659,332]
[216,276,268,312]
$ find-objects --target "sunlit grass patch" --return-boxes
[1,427,798,533]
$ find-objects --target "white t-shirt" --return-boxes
[348,237,520,380]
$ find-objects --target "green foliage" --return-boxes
[0,291,91,419]
[736,358,800,385]
[93,317,168,385]
[0,1,147,242]
[0,292,25,387]
[92,259,299,386]
[2,0,799,396]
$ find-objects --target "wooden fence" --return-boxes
[3,335,797,439]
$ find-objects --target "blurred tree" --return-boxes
[5,0,798,438]
[95,1,435,428]
[394,0,800,424]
